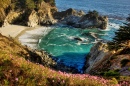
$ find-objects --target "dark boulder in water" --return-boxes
[74,37,82,41]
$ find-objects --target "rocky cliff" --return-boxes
[84,42,113,74]
[0,1,108,29]
[84,41,130,76]
[0,0,57,27]
[54,9,108,29]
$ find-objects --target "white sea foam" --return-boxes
[19,26,54,49]
[89,32,98,39]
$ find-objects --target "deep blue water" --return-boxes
[38,0,128,71]
[55,0,130,19]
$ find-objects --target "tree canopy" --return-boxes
[108,16,130,50]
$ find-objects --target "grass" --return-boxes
[0,34,127,86]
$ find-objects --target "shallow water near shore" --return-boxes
[38,19,125,71]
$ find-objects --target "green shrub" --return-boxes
[104,70,120,77]
[26,0,35,10]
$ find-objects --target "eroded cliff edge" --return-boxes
[84,41,130,76]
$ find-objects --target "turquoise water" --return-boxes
[38,19,125,71]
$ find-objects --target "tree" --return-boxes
[26,0,35,10]
[113,23,130,44]
[108,17,130,50]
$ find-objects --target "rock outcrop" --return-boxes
[54,8,85,19]
[3,11,22,27]
[84,41,130,75]
[27,10,39,27]
[0,0,57,27]
[84,42,113,74]
[110,54,130,76]
[54,9,108,29]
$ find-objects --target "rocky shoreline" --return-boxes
[17,26,80,73]
[0,0,109,74]
[83,41,130,76]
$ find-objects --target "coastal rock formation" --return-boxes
[37,1,57,26]
[3,11,22,27]
[84,41,130,75]
[27,1,57,27]
[0,1,107,29]
[0,0,57,27]
[27,10,39,27]
[54,8,85,19]
[84,42,113,74]
[54,9,108,29]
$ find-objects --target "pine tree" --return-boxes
[113,23,130,44]
[108,16,130,50]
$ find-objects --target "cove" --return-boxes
[38,19,125,71]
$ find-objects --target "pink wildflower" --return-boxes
[52,80,54,82]
[9,70,12,72]
[15,78,18,81]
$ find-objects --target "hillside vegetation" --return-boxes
[0,33,117,85]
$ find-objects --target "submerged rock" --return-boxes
[74,37,82,41]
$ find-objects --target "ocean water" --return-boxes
[38,0,129,71]
[55,0,130,19]
[38,19,125,71]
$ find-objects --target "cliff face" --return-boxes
[84,42,113,74]
[54,9,108,29]
[0,0,57,27]
[84,41,130,76]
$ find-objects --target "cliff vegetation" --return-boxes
[0,33,118,85]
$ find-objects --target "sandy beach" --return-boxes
[0,24,54,49]
[0,25,30,38]
[0,25,41,49]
